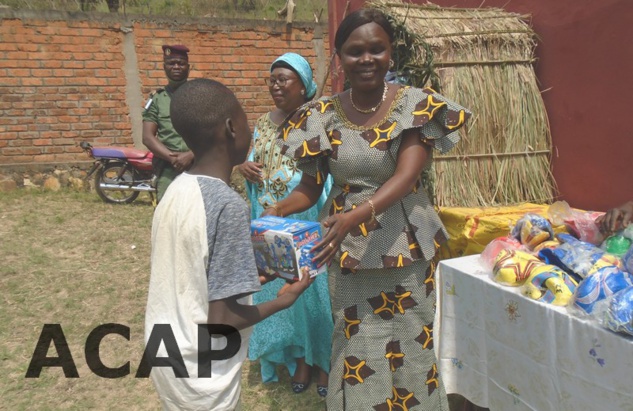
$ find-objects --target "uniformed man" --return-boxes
[142,44,195,202]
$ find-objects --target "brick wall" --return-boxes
[0,10,329,167]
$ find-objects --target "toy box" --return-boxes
[250,216,326,281]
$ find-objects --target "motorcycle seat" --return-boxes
[91,147,151,160]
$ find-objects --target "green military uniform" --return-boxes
[143,87,190,201]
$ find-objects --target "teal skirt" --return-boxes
[248,273,333,382]
[326,259,449,410]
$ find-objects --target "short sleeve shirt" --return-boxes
[144,173,261,410]
[142,88,190,152]
[277,86,472,271]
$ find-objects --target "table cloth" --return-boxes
[436,255,633,411]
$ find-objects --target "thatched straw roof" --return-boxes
[369,0,557,207]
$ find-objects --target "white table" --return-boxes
[436,255,633,411]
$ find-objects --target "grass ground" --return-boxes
[0,188,325,410]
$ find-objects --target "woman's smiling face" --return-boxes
[268,67,306,113]
[338,22,392,92]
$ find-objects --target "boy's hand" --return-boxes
[277,267,313,302]
[258,268,277,285]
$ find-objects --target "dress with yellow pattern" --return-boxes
[277,86,471,410]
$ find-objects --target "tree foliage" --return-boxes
[2,0,326,21]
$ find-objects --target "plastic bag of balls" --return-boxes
[481,213,559,273]
[491,248,578,306]
[479,236,522,272]
[600,225,633,257]
[521,264,577,306]
[539,233,622,282]
[590,285,633,336]
[491,249,540,286]
[547,200,604,245]
[624,246,633,275]
[510,213,555,251]
[571,266,633,314]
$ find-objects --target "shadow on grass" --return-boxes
[242,360,326,411]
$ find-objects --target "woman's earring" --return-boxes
[300,90,305,96]
[389,59,394,69]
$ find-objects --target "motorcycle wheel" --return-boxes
[94,162,140,204]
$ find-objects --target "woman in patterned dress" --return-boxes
[238,53,333,397]
[264,9,471,410]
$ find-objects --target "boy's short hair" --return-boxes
[170,78,241,152]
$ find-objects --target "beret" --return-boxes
[162,44,189,58]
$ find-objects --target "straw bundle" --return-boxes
[369,0,557,207]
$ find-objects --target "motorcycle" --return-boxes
[80,141,156,204]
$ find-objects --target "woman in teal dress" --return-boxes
[238,53,333,397]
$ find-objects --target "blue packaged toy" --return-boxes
[251,216,325,281]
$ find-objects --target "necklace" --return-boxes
[349,81,389,114]
[334,87,406,131]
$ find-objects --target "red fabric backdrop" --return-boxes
[328,0,633,211]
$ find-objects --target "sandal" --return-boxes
[291,381,310,394]
[316,385,328,397]
[291,357,312,394]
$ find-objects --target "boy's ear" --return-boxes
[224,117,236,140]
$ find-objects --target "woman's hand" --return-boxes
[597,200,633,234]
[261,205,280,217]
[237,161,263,184]
[311,213,356,267]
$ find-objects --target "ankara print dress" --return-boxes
[278,86,471,410]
